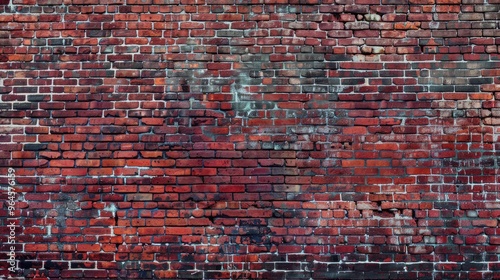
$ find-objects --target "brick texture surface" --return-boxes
[1,0,500,279]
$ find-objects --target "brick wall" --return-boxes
[1,0,500,279]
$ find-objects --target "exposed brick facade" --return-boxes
[1,0,500,279]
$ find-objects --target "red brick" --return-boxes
[192,168,217,176]
[343,126,368,134]
[165,227,192,235]
[204,159,231,167]
[76,244,101,252]
[219,185,245,192]
[75,159,100,167]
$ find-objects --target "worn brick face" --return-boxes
[1,0,500,279]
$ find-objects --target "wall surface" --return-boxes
[1,0,500,279]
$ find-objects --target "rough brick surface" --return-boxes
[1,0,500,279]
